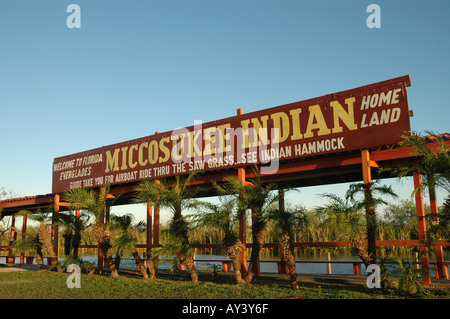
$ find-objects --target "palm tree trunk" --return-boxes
[364,186,377,265]
[114,253,121,270]
[225,239,245,285]
[365,206,377,265]
[94,224,119,278]
[132,248,150,279]
[63,234,72,256]
[280,232,299,288]
[245,246,259,284]
[103,247,119,278]
[172,211,199,283]
[245,220,266,284]
[35,246,46,270]
[146,258,157,279]
[182,254,199,283]
[73,233,81,258]
[352,237,371,267]
[37,224,62,272]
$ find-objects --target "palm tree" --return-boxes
[63,186,119,278]
[109,213,154,279]
[13,212,46,270]
[14,210,62,272]
[192,195,246,285]
[134,172,200,283]
[396,131,449,193]
[14,233,46,270]
[315,193,369,265]
[389,131,450,279]
[265,203,308,288]
[216,167,278,284]
[55,210,89,258]
[345,181,398,265]
[386,131,450,238]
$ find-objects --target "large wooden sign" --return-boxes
[52,75,412,193]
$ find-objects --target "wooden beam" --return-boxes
[368,160,379,168]
[58,202,70,207]
[0,195,53,209]
[370,139,450,162]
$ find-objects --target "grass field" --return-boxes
[0,267,448,318]
[0,267,449,300]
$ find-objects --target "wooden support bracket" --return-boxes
[368,160,379,168]
[58,202,70,207]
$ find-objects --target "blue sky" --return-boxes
[1,1,449,223]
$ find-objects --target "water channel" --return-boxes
[3,250,447,276]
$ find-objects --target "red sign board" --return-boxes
[52,75,412,193]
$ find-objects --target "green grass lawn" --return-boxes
[0,269,449,300]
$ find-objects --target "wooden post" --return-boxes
[237,108,247,276]
[154,204,160,248]
[152,155,161,255]
[146,199,153,261]
[352,263,361,276]
[98,248,104,274]
[326,252,332,275]
[153,132,161,258]
[74,209,80,258]
[52,194,60,257]
[153,178,160,272]
[7,215,16,263]
[429,187,448,279]
[415,251,420,272]
[97,190,106,274]
[413,173,432,286]
[98,205,110,273]
[20,214,27,265]
[361,149,372,184]
[238,175,247,276]
[278,188,287,274]
[361,149,377,264]
[222,261,231,272]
